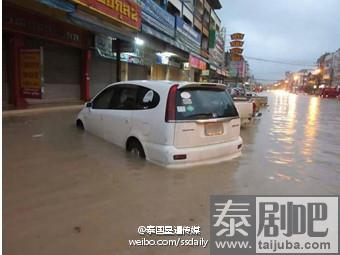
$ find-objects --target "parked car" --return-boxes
[233,98,255,127]
[245,90,268,107]
[320,87,339,98]
[77,81,243,168]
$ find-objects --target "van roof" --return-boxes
[114,80,226,89]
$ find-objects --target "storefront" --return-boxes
[67,0,142,97]
[139,0,190,81]
[3,2,91,108]
[188,54,208,81]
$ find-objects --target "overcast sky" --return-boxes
[216,0,340,83]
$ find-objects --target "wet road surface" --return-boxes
[3,92,340,255]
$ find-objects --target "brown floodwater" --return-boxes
[3,92,340,255]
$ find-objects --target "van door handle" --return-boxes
[125,119,129,124]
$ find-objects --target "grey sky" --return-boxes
[216,0,340,83]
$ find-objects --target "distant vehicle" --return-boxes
[320,87,339,98]
[233,98,255,127]
[77,81,243,168]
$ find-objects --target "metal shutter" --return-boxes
[43,44,81,100]
[90,55,117,98]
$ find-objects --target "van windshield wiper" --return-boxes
[186,112,215,119]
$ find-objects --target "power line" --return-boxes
[244,56,316,67]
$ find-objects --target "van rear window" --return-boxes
[175,88,239,120]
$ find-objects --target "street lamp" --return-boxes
[134,37,144,46]
[314,68,321,75]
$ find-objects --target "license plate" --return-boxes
[204,122,224,136]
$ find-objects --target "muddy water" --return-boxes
[3,92,340,255]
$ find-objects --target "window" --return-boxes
[92,86,115,109]
[111,85,138,109]
[93,84,160,110]
[136,86,160,109]
[175,88,239,120]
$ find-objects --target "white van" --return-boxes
[76,80,243,168]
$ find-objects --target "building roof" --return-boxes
[206,0,222,9]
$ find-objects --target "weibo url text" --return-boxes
[129,237,209,248]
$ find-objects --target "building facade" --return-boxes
[3,0,225,109]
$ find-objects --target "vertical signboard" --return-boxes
[20,49,43,99]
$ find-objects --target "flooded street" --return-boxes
[3,92,340,255]
[235,91,340,195]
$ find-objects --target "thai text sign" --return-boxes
[71,0,141,30]
[189,55,206,70]
[20,49,43,99]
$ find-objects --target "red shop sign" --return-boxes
[3,4,91,49]
[70,0,141,30]
[189,55,207,70]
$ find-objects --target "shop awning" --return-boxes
[142,23,204,60]
[68,10,136,42]
[37,0,75,12]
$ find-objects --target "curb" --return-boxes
[2,104,83,118]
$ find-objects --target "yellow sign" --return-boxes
[230,33,245,40]
[20,49,42,98]
[231,53,243,62]
[230,47,243,54]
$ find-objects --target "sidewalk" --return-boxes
[2,103,83,118]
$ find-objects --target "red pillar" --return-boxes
[9,35,28,108]
[81,49,91,101]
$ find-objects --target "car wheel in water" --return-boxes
[76,119,84,130]
[127,139,145,159]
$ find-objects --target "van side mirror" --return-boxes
[85,102,92,108]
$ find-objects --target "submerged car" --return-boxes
[77,80,243,168]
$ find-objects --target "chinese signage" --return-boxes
[230,32,245,63]
[3,4,90,49]
[20,49,43,99]
[230,33,244,40]
[71,0,141,30]
[189,55,206,70]
[211,196,338,255]
[230,40,244,47]
[140,0,175,37]
[230,47,243,54]
[175,16,201,47]
[230,54,243,62]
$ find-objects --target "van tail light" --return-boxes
[173,154,187,160]
[252,101,257,115]
[165,84,179,122]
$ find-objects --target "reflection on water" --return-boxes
[260,92,340,190]
[268,91,298,165]
[303,97,320,160]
